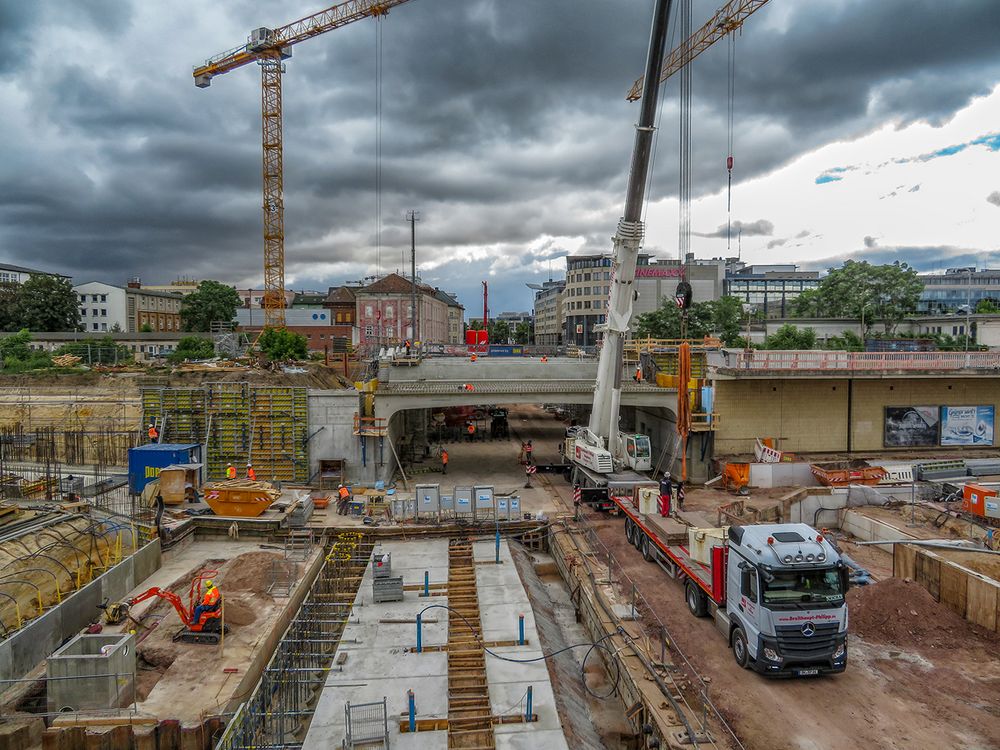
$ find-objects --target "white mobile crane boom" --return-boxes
[573,0,673,475]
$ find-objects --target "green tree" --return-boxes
[139,323,154,333]
[488,320,511,343]
[704,296,746,346]
[788,261,922,334]
[633,295,745,345]
[0,282,20,332]
[514,321,533,345]
[975,298,1000,313]
[764,324,817,350]
[15,275,81,332]
[257,328,308,360]
[169,335,216,363]
[180,280,241,332]
[824,330,864,351]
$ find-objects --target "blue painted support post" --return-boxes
[423,570,430,597]
[408,689,416,732]
[495,527,501,564]
[416,613,423,653]
[518,613,525,645]
[525,685,533,722]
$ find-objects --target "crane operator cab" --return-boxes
[621,434,652,471]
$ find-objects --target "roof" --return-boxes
[357,272,437,297]
[433,288,464,308]
[325,285,358,305]
[74,281,184,299]
[292,292,327,305]
[0,262,70,278]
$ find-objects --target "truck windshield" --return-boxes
[632,436,650,459]
[761,568,844,607]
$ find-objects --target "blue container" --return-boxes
[128,443,202,494]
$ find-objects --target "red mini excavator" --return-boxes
[102,570,229,645]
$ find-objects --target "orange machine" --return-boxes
[962,483,1000,520]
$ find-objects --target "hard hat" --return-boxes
[205,580,214,588]
[247,463,252,467]
[338,484,343,488]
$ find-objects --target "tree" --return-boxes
[488,320,511,344]
[976,298,1000,313]
[15,275,81,332]
[704,296,745,346]
[169,335,216,363]
[257,328,308,360]
[180,280,241,332]
[787,261,923,334]
[514,321,533,345]
[139,323,154,333]
[633,295,745,345]
[0,282,20,332]
[824,330,864,351]
[764,324,817,350]
[0,329,52,370]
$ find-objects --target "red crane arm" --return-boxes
[193,0,413,84]
[127,587,194,626]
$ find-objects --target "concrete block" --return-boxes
[47,633,136,714]
[43,727,86,750]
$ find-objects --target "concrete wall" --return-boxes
[0,540,161,683]
[381,357,599,383]
[307,390,364,483]
[713,376,1000,455]
[748,461,816,488]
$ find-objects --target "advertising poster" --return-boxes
[884,406,939,447]
[940,406,995,446]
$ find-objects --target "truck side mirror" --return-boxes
[839,567,851,593]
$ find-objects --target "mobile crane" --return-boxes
[567,0,673,488]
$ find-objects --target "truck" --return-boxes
[613,491,849,677]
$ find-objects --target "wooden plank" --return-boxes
[938,560,969,618]
[915,550,941,601]
[893,543,917,581]
[966,576,999,632]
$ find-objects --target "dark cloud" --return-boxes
[695,219,773,239]
[766,238,787,249]
[0,0,999,311]
[864,236,878,248]
[988,191,1000,207]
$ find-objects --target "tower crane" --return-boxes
[193,0,414,329]
[626,0,771,101]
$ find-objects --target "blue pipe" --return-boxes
[518,614,525,645]
[408,690,415,732]
[423,570,429,597]
[416,613,422,653]
[525,685,533,722]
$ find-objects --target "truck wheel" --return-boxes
[731,627,750,669]
[624,519,634,545]
[641,535,653,562]
[685,581,707,617]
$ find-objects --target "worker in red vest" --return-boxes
[466,422,476,442]
[337,484,351,515]
[246,464,256,481]
[147,423,159,442]
[441,449,449,475]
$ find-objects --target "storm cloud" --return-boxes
[694,219,774,239]
[1,0,1000,311]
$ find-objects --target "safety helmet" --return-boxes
[247,463,252,467]
[205,580,214,589]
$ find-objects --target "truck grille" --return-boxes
[775,622,840,660]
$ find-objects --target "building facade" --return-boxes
[354,273,454,346]
[434,289,465,344]
[0,263,70,285]
[529,280,565,346]
[141,279,200,296]
[73,281,183,333]
[236,288,296,309]
[724,263,821,318]
[324,286,359,328]
[918,268,1000,313]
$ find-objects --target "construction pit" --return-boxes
[3,382,1000,750]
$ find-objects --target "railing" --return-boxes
[719,350,1000,372]
[376,379,675,395]
[353,414,387,436]
[627,336,723,354]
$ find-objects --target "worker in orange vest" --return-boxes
[441,449,449,475]
[633,366,643,382]
[246,463,256,481]
[191,580,221,626]
[466,422,476,443]
[147,423,159,442]
[225,463,236,480]
[337,484,351,515]
[470,354,478,362]
[540,355,548,363]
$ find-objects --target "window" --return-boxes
[741,568,758,602]
[365,325,374,336]
[92,323,99,331]
[386,305,394,318]
[101,323,107,331]
[80,308,87,317]
[101,309,107,317]
[336,313,343,323]
[79,295,87,303]
[100,294,107,302]
[92,309,98,317]
[584,273,591,281]
[91,295,98,302]
[366,305,373,317]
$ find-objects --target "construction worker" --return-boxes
[191,580,221,625]
[337,484,351,515]
[246,463,256,481]
[441,448,449,475]
[147,423,159,442]
[405,340,411,356]
[470,353,477,362]
[633,366,643,382]
[225,463,237,480]
[540,355,548,363]
[524,440,533,465]
[466,422,476,443]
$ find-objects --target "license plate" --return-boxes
[796,668,819,676]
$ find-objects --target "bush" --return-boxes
[0,329,52,371]
[169,336,216,363]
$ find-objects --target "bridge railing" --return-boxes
[376,379,674,394]
[719,350,1000,371]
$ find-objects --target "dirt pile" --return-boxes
[848,577,1000,650]
[219,551,284,596]
[135,645,177,702]
[222,598,257,626]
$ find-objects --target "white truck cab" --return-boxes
[724,524,849,676]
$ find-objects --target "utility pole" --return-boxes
[407,210,420,345]
[965,267,972,352]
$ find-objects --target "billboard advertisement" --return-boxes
[884,406,939,447]
[940,406,995,446]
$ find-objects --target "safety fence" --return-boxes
[720,349,1000,372]
[213,533,372,750]
[377,379,672,395]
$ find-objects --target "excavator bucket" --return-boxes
[103,601,129,625]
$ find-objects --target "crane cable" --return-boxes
[726,32,736,254]
[375,15,384,276]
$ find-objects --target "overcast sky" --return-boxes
[2,0,999,314]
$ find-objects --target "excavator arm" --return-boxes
[104,587,193,626]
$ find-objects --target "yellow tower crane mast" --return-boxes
[626,0,770,101]
[194,1,413,329]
